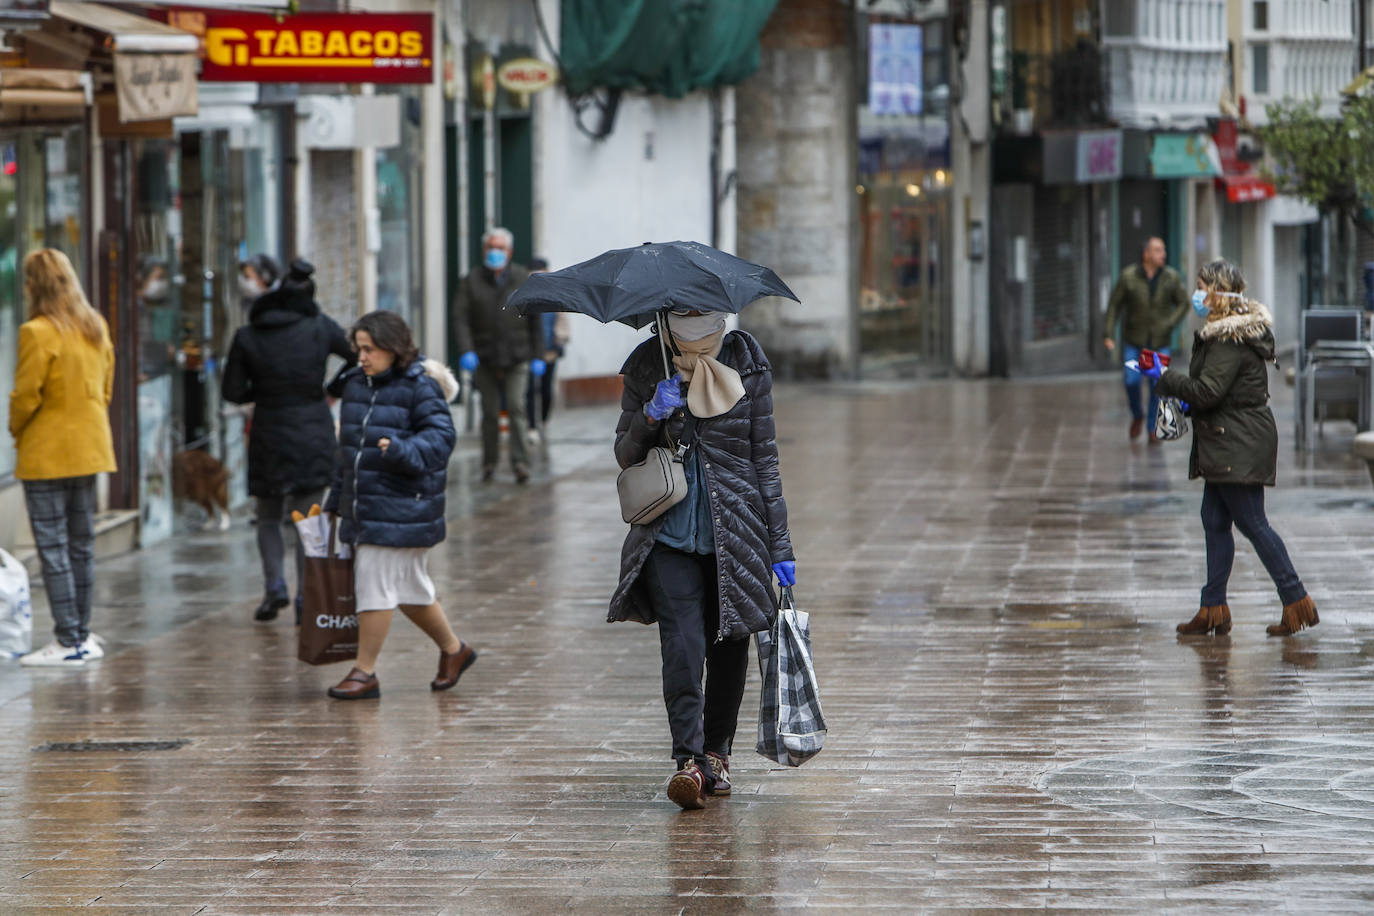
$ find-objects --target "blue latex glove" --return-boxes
[459,351,479,372]
[1180,400,1191,413]
[530,358,547,377]
[773,561,796,588]
[645,373,685,421]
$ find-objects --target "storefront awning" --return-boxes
[1217,173,1276,203]
[0,69,91,119]
[49,1,198,53]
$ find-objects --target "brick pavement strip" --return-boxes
[3,377,1374,912]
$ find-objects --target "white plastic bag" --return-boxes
[0,549,33,659]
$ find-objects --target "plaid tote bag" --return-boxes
[755,587,827,767]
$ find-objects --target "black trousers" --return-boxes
[642,545,750,772]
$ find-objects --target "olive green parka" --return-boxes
[1156,303,1279,486]
[1105,264,1190,350]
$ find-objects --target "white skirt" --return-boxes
[354,545,437,612]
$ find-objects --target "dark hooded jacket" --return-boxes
[323,358,459,548]
[1156,303,1279,486]
[609,330,794,639]
[221,277,354,497]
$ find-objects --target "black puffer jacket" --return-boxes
[1157,303,1279,486]
[323,359,458,548]
[221,281,354,497]
[609,330,794,639]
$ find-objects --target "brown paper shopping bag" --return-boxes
[297,516,358,665]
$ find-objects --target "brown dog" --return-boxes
[172,449,231,531]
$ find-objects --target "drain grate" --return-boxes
[33,739,191,753]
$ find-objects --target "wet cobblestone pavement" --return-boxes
[5,375,1374,912]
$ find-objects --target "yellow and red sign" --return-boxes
[196,12,433,84]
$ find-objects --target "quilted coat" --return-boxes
[609,330,794,640]
[324,358,458,547]
[1156,303,1279,486]
[221,283,354,497]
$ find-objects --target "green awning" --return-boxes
[560,0,779,98]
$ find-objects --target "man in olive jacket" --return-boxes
[1104,237,1190,441]
[453,227,543,483]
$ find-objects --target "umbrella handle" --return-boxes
[657,309,673,381]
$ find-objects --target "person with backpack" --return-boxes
[222,258,355,623]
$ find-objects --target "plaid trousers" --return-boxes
[23,476,97,648]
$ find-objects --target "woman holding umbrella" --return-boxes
[613,308,796,810]
[510,241,800,810]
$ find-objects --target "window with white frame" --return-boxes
[1252,43,1269,95]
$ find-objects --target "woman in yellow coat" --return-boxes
[7,249,116,666]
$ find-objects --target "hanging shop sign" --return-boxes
[1149,133,1221,178]
[197,12,433,84]
[113,53,198,123]
[496,57,557,94]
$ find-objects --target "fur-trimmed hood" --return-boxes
[1199,301,1273,344]
[421,358,459,402]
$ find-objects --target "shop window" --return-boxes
[1252,44,1269,95]
[376,86,425,337]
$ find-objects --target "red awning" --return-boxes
[1217,174,1275,203]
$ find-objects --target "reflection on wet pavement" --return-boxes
[4,375,1374,911]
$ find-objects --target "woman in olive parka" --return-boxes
[1139,258,1317,638]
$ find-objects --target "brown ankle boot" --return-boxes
[1177,605,1231,635]
[1266,595,1319,637]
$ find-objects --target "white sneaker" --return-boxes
[527,428,542,446]
[19,641,87,666]
[80,635,104,660]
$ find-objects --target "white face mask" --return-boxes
[142,278,169,302]
[238,275,264,300]
[667,311,726,341]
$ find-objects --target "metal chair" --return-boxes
[1296,308,1370,449]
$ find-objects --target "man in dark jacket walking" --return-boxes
[453,227,544,483]
[222,259,355,621]
[1104,237,1190,441]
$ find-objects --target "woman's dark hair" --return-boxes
[352,310,419,370]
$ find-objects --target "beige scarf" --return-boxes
[660,326,745,418]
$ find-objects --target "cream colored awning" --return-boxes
[49,1,199,54]
[0,69,92,118]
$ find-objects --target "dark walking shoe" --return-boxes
[1267,595,1319,637]
[254,593,289,621]
[514,464,530,485]
[1129,418,1144,440]
[431,642,478,691]
[705,752,731,796]
[328,667,380,700]
[481,466,495,483]
[667,761,708,810]
[1177,605,1231,636]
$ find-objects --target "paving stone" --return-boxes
[3,377,1374,910]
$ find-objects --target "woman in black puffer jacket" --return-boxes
[322,311,476,700]
[222,258,354,623]
[611,310,795,810]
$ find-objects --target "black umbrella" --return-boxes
[506,240,798,328]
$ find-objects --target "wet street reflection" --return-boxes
[5,376,1374,911]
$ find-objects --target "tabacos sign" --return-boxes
[197,12,434,84]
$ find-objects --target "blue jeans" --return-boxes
[1122,345,1169,431]
[1200,482,1306,607]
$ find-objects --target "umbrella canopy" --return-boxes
[506,240,798,327]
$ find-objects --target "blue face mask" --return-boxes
[484,248,509,270]
[1192,289,1209,317]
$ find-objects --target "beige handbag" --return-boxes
[616,330,697,525]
